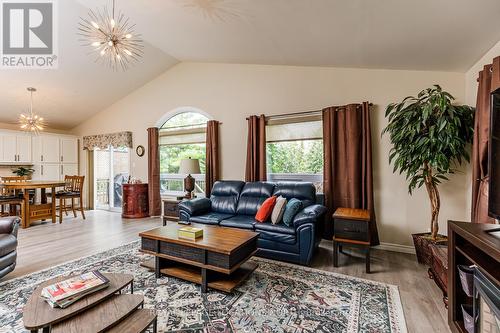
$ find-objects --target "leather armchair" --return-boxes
[0,216,20,279]
[179,198,211,221]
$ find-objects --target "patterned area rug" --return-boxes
[0,241,407,332]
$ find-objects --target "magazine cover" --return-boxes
[42,271,109,302]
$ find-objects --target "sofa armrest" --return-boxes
[293,204,327,228]
[178,198,211,219]
[0,217,20,237]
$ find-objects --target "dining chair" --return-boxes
[0,179,25,227]
[55,175,86,223]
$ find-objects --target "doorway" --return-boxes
[93,146,130,212]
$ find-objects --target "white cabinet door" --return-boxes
[40,164,61,180]
[16,135,32,162]
[40,136,60,163]
[2,135,17,162]
[60,138,78,164]
[62,163,78,176]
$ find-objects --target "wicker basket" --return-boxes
[412,233,448,265]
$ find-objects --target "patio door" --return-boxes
[93,146,130,212]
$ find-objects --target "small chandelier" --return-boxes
[78,0,143,71]
[19,87,45,134]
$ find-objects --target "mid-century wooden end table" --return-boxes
[23,273,157,333]
[333,207,372,273]
[140,223,259,293]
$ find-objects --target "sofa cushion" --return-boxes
[255,196,277,222]
[210,181,245,214]
[236,182,275,216]
[0,234,17,257]
[273,182,316,208]
[254,222,296,235]
[271,196,287,224]
[220,215,256,230]
[190,212,234,225]
[282,198,303,226]
[254,223,296,245]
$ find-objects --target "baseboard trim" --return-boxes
[375,242,416,254]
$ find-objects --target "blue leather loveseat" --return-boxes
[178,181,327,266]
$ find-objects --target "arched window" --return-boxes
[159,111,209,196]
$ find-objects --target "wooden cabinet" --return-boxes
[332,207,372,273]
[38,135,60,163]
[0,132,32,163]
[122,184,149,218]
[162,199,181,225]
[60,138,78,164]
[16,135,32,162]
[32,134,79,180]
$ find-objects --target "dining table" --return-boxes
[0,180,66,228]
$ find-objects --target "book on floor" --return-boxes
[178,226,203,240]
[41,270,110,308]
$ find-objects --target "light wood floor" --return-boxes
[5,210,449,333]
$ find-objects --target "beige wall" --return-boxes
[73,62,468,248]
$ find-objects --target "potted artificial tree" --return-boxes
[383,85,474,265]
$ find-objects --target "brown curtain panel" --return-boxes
[205,120,220,197]
[147,127,161,216]
[245,115,267,182]
[472,64,496,224]
[323,102,379,244]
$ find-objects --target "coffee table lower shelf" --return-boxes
[141,258,257,293]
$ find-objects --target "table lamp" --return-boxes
[179,158,201,199]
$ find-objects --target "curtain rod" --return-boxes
[246,103,373,120]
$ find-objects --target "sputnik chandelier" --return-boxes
[78,0,143,71]
[19,87,45,134]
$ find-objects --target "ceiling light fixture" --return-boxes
[78,0,143,71]
[19,87,45,134]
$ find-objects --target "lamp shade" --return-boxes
[179,158,201,175]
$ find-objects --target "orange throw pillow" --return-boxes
[255,196,277,222]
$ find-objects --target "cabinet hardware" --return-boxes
[61,165,63,175]
[61,156,63,162]
[41,165,44,175]
[41,155,43,162]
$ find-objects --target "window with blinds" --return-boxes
[266,114,324,192]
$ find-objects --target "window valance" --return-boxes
[83,131,133,150]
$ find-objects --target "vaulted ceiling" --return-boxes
[1,0,500,129]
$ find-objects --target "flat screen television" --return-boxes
[489,88,500,220]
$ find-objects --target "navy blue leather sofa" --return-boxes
[178,181,327,266]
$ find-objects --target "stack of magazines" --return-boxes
[41,271,110,308]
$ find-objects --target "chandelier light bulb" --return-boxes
[91,21,99,29]
[91,41,100,47]
[100,49,106,56]
[110,18,115,27]
[125,34,132,39]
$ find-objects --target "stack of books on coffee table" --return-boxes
[41,271,110,308]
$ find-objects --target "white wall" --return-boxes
[73,62,468,247]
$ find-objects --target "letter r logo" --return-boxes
[2,2,53,54]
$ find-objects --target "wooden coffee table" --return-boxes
[23,273,157,333]
[140,223,259,293]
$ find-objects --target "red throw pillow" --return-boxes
[255,196,277,222]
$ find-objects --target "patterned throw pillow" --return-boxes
[255,196,277,222]
[282,198,303,226]
[271,196,287,224]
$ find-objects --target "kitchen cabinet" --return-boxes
[0,133,32,163]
